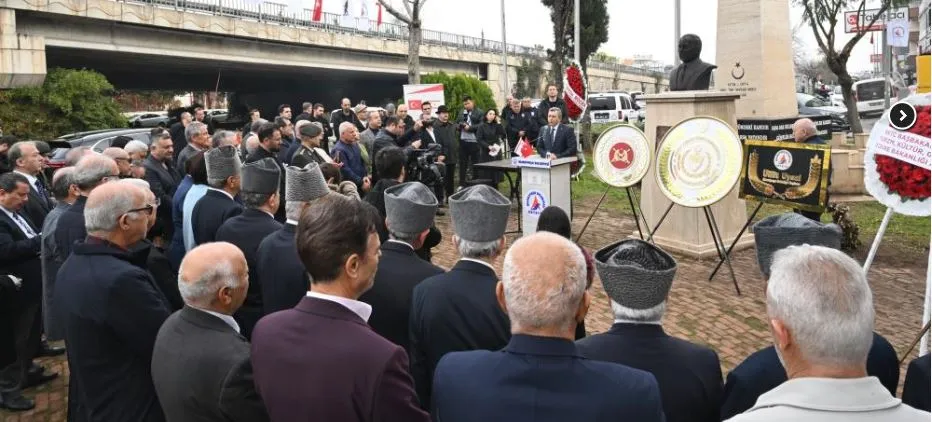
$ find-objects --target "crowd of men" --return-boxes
[0,93,928,422]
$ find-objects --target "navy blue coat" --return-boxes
[536,124,577,158]
[902,354,930,411]
[255,223,308,315]
[577,323,722,422]
[191,189,243,246]
[53,195,88,264]
[0,209,41,302]
[720,331,899,419]
[359,241,444,351]
[55,238,171,422]
[432,334,666,422]
[215,208,282,339]
[245,147,286,222]
[409,259,510,408]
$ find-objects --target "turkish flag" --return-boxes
[376,2,383,26]
[312,0,322,21]
[515,137,534,158]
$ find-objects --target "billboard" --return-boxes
[738,140,832,212]
[844,7,909,33]
[403,84,445,120]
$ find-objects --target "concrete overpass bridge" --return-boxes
[0,0,668,107]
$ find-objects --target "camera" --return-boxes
[406,144,444,190]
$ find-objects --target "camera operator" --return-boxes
[431,106,458,202]
[418,115,447,207]
[371,116,421,184]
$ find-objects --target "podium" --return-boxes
[512,156,577,236]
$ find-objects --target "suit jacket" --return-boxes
[144,156,182,239]
[902,354,930,411]
[16,173,52,229]
[55,238,171,422]
[191,189,243,246]
[432,334,666,422]
[721,332,899,419]
[215,208,282,339]
[725,377,929,422]
[359,241,444,351]
[245,147,286,222]
[41,203,69,340]
[152,306,269,422]
[132,240,183,312]
[577,323,723,422]
[0,208,42,302]
[53,195,89,266]
[251,296,428,422]
[255,223,308,315]
[537,124,577,158]
[409,259,511,408]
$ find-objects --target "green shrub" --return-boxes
[421,72,497,117]
[0,68,125,140]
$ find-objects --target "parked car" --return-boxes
[129,112,170,128]
[47,128,152,170]
[587,92,640,124]
[852,78,887,116]
[796,93,849,133]
[830,86,847,108]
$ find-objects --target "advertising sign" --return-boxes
[738,140,832,212]
[844,7,909,33]
[403,84,445,120]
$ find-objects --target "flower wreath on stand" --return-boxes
[563,60,587,177]
[864,93,931,216]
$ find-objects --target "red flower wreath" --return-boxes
[563,61,587,122]
[874,105,931,201]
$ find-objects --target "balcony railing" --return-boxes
[119,0,666,78]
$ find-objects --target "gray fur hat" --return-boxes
[595,239,677,310]
[385,182,438,234]
[449,185,510,242]
[241,157,280,195]
[205,145,242,184]
[285,162,329,202]
[752,212,842,278]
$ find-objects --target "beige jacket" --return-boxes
[727,377,930,422]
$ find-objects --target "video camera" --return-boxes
[406,143,444,190]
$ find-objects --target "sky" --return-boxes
[312,0,894,74]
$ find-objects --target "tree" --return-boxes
[797,0,909,133]
[540,0,609,88]
[378,0,427,84]
[0,68,125,139]
[795,55,836,92]
[514,57,546,99]
[421,72,496,118]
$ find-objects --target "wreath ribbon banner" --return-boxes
[867,126,931,171]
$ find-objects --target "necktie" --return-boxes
[35,178,49,202]
[13,213,36,238]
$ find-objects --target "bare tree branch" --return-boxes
[842,0,892,57]
[802,1,832,57]
[378,0,412,24]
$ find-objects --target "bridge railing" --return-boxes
[118,0,665,78]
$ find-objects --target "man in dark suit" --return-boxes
[8,142,52,229]
[537,107,577,160]
[246,123,287,222]
[251,195,428,421]
[721,213,900,419]
[152,242,268,421]
[456,96,484,190]
[41,167,77,343]
[53,155,120,265]
[577,239,723,422]
[192,146,243,246]
[902,354,930,411]
[0,173,48,411]
[409,185,512,408]
[256,163,330,315]
[170,112,192,160]
[432,232,665,421]
[144,131,182,243]
[359,182,444,351]
[55,182,171,421]
[216,158,282,339]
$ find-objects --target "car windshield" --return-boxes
[589,96,616,111]
[801,94,830,107]
[856,81,885,101]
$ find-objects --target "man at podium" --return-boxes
[537,108,577,160]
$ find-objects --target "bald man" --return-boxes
[431,232,665,422]
[791,118,831,222]
[152,242,269,422]
[102,147,132,178]
[55,182,171,421]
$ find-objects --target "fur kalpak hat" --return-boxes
[448,185,510,242]
[752,212,842,278]
[285,162,329,202]
[384,182,438,234]
[241,157,280,195]
[595,239,677,310]
[205,145,241,184]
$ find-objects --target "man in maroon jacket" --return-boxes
[250,194,428,422]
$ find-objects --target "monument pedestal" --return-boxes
[639,91,753,258]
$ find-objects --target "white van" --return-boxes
[852,78,887,116]
[587,92,639,124]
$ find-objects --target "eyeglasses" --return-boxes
[126,204,155,216]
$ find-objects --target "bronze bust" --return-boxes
[669,34,717,91]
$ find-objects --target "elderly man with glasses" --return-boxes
[54,181,172,421]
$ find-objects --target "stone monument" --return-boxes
[669,34,717,91]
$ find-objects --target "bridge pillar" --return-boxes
[0,8,46,88]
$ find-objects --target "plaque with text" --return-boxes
[738,139,831,212]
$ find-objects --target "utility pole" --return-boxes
[674,0,681,65]
[882,26,891,110]
[500,0,509,103]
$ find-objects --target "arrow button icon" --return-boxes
[890,102,917,131]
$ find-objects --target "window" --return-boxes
[855,81,885,102]
[588,96,616,111]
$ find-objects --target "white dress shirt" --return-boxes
[12,170,39,193]
[191,306,241,334]
[306,290,372,322]
[0,205,37,239]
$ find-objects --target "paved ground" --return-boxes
[3,199,928,421]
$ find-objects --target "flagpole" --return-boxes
[500,0,509,104]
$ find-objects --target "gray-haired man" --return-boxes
[191,145,243,245]
[176,121,209,172]
[40,167,77,342]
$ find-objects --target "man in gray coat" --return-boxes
[725,245,930,422]
[40,167,76,341]
[151,242,268,422]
